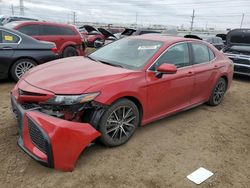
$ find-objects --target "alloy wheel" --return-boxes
[15,61,35,79]
[213,80,226,104]
[105,106,136,142]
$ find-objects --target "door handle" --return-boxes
[2,47,13,50]
[187,71,194,76]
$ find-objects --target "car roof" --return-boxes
[0,15,38,19]
[6,20,75,28]
[131,34,201,44]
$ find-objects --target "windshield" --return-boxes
[89,38,163,69]
[230,34,250,44]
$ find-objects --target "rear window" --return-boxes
[60,27,76,35]
[18,25,40,35]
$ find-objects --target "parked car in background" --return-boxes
[203,36,224,50]
[0,26,58,81]
[119,28,160,38]
[79,25,105,47]
[11,35,233,171]
[5,21,85,57]
[216,33,227,45]
[0,15,39,26]
[184,34,203,40]
[223,28,250,76]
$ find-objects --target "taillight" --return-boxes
[51,46,58,54]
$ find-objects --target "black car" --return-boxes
[120,28,160,38]
[223,29,250,76]
[0,26,58,81]
[203,36,224,50]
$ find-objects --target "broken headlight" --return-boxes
[45,92,100,105]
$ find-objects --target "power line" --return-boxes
[240,13,245,28]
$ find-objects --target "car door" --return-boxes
[0,29,20,77]
[190,42,217,104]
[146,42,195,120]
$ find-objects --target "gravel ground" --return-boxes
[0,75,249,188]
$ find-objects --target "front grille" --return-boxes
[229,57,250,65]
[27,118,48,154]
[21,103,39,110]
[234,64,250,75]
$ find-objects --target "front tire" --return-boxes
[207,78,227,106]
[99,99,140,147]
[11,59,37,82]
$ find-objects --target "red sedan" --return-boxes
[11,35,234,171]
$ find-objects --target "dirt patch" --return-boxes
[0,75,249,188]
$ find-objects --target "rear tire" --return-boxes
[207,78,227,106]
[11,59,37,82]
[99,99,140,147]
[62,46,78,57]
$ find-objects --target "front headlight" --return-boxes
[45,92,100,105]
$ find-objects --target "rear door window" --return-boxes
[18,25,40,36]
[208,48,215,60]
[1,30,20,43]
[191,43,210,64]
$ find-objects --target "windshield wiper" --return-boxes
[87,56,124,68]
[86,56,99,62]
[98,60,124,68]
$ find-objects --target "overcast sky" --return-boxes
[1,0,250,29]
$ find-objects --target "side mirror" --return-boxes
[156,63,177,78]
[94,40,104,48]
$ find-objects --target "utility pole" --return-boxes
[240,13,245,28]
[11,4,14,15]
[20,0,24,16]
[72,11,76,25]
[190,9,195,33]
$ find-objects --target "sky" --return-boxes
[0,0,250,30]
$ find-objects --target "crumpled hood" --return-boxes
[23,57,134,94]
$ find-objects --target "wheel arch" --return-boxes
[220,75,228,89]
[123,96,143,123]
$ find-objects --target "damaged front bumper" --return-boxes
[11,96,101,171]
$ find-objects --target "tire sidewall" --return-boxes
[209,78,226,106]
[63,46,77,57]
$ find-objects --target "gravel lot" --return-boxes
[0,75,249,188]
